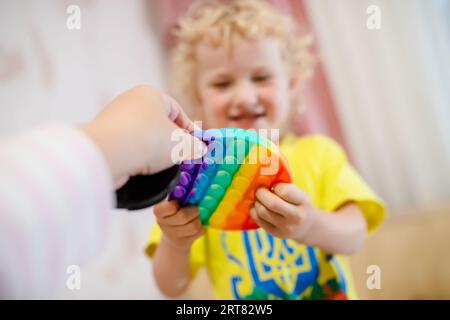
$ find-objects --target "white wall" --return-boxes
[305,0,450,210]
[0,0,167,298]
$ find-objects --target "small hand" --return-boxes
[250,183,316,241]
[154,200,204,250]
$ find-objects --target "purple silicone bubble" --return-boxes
[179,172,191,186]
[171,186,186,199]
[180,162,196,171]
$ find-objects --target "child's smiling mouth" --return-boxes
[228,112,267,129]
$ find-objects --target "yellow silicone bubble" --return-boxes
[209,202,234,227]
[209,188,242,227]
[233,175,250,191]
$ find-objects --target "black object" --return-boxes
[116,165,180,210]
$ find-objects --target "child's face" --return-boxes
[195,36,294,131]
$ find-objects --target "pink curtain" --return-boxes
[155,0,348,151]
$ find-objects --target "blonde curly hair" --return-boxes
[169,0,315,120]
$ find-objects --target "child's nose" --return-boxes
[232,80,258,110]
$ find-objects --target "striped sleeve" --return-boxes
[0,124,114,299]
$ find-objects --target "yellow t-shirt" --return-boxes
[146,135,386,300]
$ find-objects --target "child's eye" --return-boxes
[212,81,232,89]
[253,74,272,82]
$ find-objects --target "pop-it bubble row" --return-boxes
[169,128,291,230]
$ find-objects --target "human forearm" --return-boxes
[153,235,194,298]
[302,203,368,254]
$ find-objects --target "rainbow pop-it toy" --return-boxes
[169,128,291,230]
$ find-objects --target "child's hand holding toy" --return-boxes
[154,200,204,250]
[251,183,316,241]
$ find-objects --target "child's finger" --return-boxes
[254,201,285,227]
[153,200,179,218]
[273,183,310,205]
[185,226,205,240]
[255,187,294,216]
[165,206,200,226]
[250,207,279,235]
[171,218,203,237]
